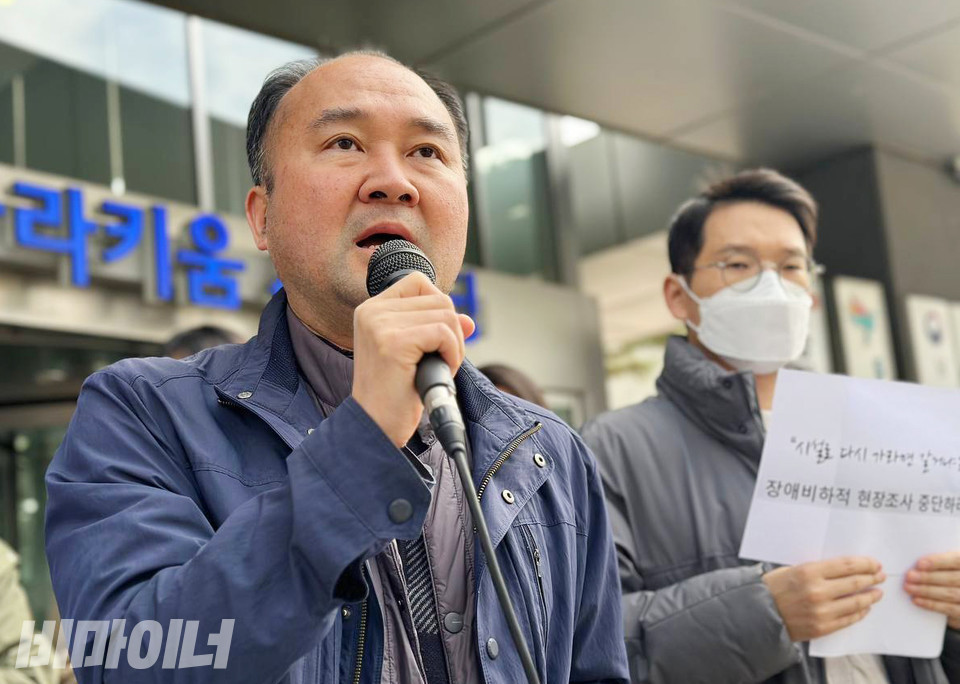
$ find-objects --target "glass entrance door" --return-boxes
[0,407,72,623]
[0,326,159,620]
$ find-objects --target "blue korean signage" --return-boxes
[7,182,246,309]
[451,270,480,343]
[1,180,481,339]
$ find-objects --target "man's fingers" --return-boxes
[905,583,960,604]
[916,551,960,572]
[407,322,464,372]
[824,571,886,599]
[906,570,960,588]
[828,588,883,619]
[377,293,454,313]
[377,309,463,334]
[821,556,882,579]
[913,596,960,620]
[459,314,476,340]
[380,271,442,298]
[819,607,872,637]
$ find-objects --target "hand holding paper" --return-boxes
[905,551,960,630]
[763,557,885,641]
[740,369,960,658]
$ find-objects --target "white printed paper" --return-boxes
[740,370,960,658]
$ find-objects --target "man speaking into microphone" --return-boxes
[43,51,628,684]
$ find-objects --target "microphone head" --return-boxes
[366,238,437,297]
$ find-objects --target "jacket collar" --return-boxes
[218,290,550,548]
[656,336,765,466]
[216,290,319,449]
[217,289,545,476]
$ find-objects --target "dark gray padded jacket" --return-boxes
[582,336,960,684]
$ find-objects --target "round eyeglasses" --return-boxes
[692,253,824,293]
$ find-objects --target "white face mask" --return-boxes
[675,270,813,375]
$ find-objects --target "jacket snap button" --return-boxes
[501,489,515,505]
[307,428,315,435]
[533,453,546,468]
[486,638,499,659]
[444,612,464,634]
[738,423,749,434]
[342,606,352,619]
[388,498,414,524]
[722,379,733,389]
[237,391,253,400]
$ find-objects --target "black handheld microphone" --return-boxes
[365,238,541,684]
[365,239,467,456]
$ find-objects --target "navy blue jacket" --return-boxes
[45,291,628,684]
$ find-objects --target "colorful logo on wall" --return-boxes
[848,297,875,344]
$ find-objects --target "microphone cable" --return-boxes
[367,239,542,684]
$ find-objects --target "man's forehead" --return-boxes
[703,202,808,249]
[707,202,803,233]
[287,55,449,124]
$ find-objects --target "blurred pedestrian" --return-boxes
[161,326,241,359]
[478,363,547,407]
[0,539,54,684]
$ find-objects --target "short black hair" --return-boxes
[668,168,818,277]
[246,50,469,192]
[162,326,240,359]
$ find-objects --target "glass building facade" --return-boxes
[0,0,729,279]
[0,0,729,622]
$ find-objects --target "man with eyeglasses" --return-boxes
[582,168,960,684]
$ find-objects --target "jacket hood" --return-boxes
[656,336,765,466]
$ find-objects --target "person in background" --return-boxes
[160,325,242,360]
[0,538,54,684]
[582,168,960,684]
[478,364,547,408]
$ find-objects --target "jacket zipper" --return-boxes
[521,525,548,639]
[476,423,543,501]
[352,568,369,684]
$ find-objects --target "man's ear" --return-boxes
[246,186,269,251]
[664,274,697,325]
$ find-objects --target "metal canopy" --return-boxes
[146,0,960,168]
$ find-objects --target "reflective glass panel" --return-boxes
[561,116,623,255]
[200,19,318,216]
[475,97,557,280]
[0,0,193,196]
